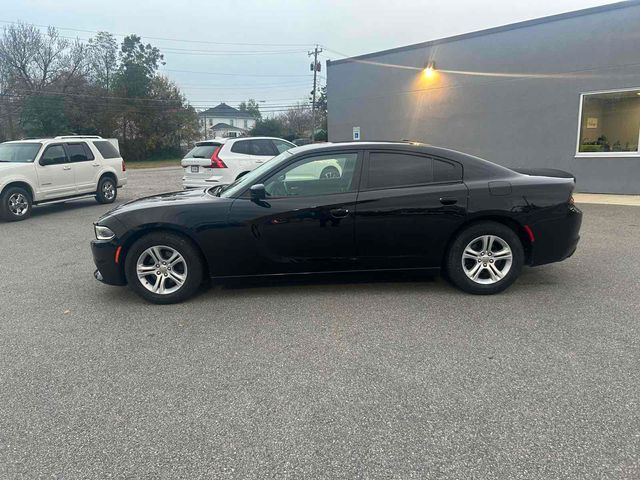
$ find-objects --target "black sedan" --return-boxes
[91,142,582,304]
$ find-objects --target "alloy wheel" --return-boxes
[461,235,513,284]
[136,245,188,295]
[8,193,29,216]
[103,181,116,200]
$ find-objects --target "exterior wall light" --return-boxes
[424,62,436,78]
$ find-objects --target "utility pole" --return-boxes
[308,45,323,142]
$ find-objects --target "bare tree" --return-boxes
[88,32,118,90]
[279,102,311,138]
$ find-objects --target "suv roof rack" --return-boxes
[54,135,103,140]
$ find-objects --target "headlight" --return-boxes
[95,225,116,240]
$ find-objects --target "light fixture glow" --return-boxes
[424,62,436,78]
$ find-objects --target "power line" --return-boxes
[0,19,314,47]
[161,68,313,78]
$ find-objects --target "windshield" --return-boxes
[218,150,294,198]
[0,143,42,163]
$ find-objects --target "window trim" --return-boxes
[361,150,464,192]
[575,86,640,159]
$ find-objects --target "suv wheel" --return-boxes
[446,221,524,295]
[0,186,32,222]
[96,176,117,204]
[124,232,204,304]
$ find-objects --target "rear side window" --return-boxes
[433,159,462,182]
[185,144,220,158]
[93,141,121,159]
[66,143,91,162]
[231,139,277,156]
[230,140,250,155]
[367,152,433,189]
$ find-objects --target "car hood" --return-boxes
[0,162,32,172]
[98,188,225,221]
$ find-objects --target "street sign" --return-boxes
[353,127,361,141]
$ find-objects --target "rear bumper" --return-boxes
[529,205,583,266]
[91,240,126,286]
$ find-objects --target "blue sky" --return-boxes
[3,0,616,115]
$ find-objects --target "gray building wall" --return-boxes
[327,2,640,194]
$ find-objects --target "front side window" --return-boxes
[273,140,295,154]
[263,152,358,197]
[367,152,433,189]
[40,145,67,165]
[0,143,42,163]
[578,89,640,154]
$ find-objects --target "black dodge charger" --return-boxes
[91,142,582,304]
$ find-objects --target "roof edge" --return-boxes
[327,1,640,66]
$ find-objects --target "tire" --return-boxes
[445,221,524,295]
[320,166,340,179]
[96,176,117,204]
[0,186,32,222]
[124,232,204,304]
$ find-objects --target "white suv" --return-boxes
[0,136,127,222]
[181,136,295,189]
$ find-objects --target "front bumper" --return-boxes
[91,240,127,286]
[529,205,583,266]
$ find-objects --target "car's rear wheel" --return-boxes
[446,221,524,294]
[96,176,117,204]
[124,232,204,304]
[0,186,32,222]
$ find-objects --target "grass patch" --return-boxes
[126,158,182,169]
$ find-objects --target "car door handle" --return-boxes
[439,197,457,205]
[63,166,72,171]
[92,163,100,167]
[330,208,350,218]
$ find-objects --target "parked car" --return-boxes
[181,137,295,189]
[0,136,127,222]
[91,142,582,304]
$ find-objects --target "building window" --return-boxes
[208,118,213,126]
[229,119,234,127]
[244,120,248,129]
[577,88,640,156]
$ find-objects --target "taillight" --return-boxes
[122,160,126,172]
[209,146,227,168]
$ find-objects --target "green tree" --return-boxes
[250,118,286,138]
[238,98,262,120]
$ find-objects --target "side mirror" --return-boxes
[39,158,53,166]
[250,184,266,201]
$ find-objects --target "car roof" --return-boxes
[3,137,105,144]
[197,136,294,145]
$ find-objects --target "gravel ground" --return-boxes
[0,167,638,479]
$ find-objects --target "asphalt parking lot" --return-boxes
[1,167,639,479]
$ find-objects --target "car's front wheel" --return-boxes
[0,186,32,222]
[96,176,117,204]
[124,232,204,304]
[446,221,524,295]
